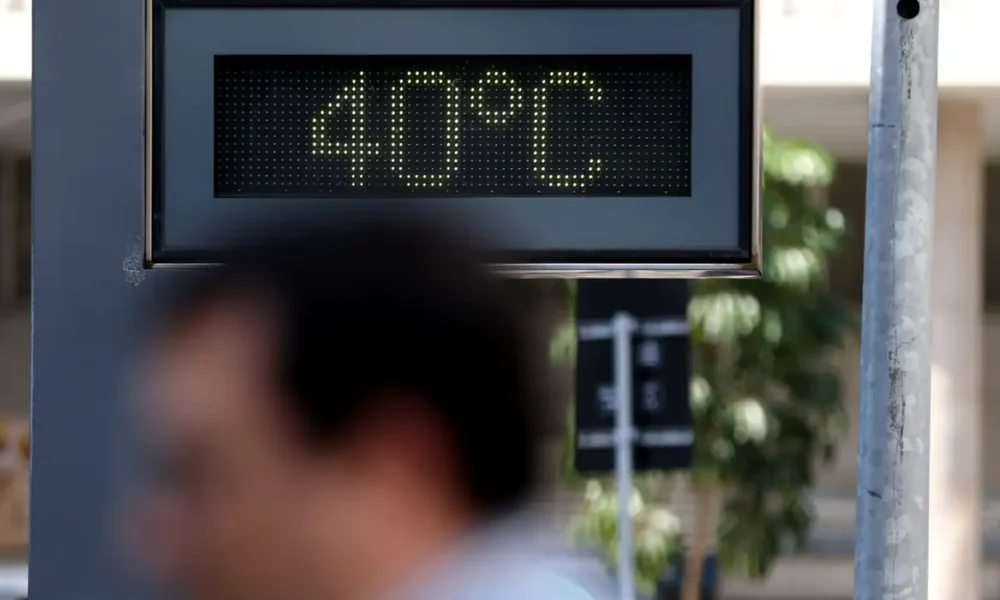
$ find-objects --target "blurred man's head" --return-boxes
[130,214,542,600]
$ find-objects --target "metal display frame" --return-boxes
[143,0,761,278]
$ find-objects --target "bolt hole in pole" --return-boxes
[896,0,920,19]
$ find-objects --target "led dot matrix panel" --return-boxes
[215,56,693,198]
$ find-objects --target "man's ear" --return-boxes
[352,393,458,490]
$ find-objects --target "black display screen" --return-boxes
[215,55,692,197]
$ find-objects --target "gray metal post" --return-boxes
[855,1,939,599]
[613,311,636,600]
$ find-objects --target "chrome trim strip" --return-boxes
[491,263,762,278]
[144,260,762,279]
[144,0,154,263]
[750,0,763,278]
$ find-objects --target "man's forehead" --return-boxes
[163,291,279,348]
[142,300,281,421]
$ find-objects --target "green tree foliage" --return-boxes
[563,128,856,592]
[568,481,684,594]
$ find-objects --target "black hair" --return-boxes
[155,211,542,517]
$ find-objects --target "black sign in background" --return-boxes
[574,280,693,473]
[215,55,692,197]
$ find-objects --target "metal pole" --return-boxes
[612,311,636,600]
[855,1,939,599]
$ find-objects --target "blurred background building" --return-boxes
[2,0,999,598]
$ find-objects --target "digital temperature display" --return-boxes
[214,55,692,197]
